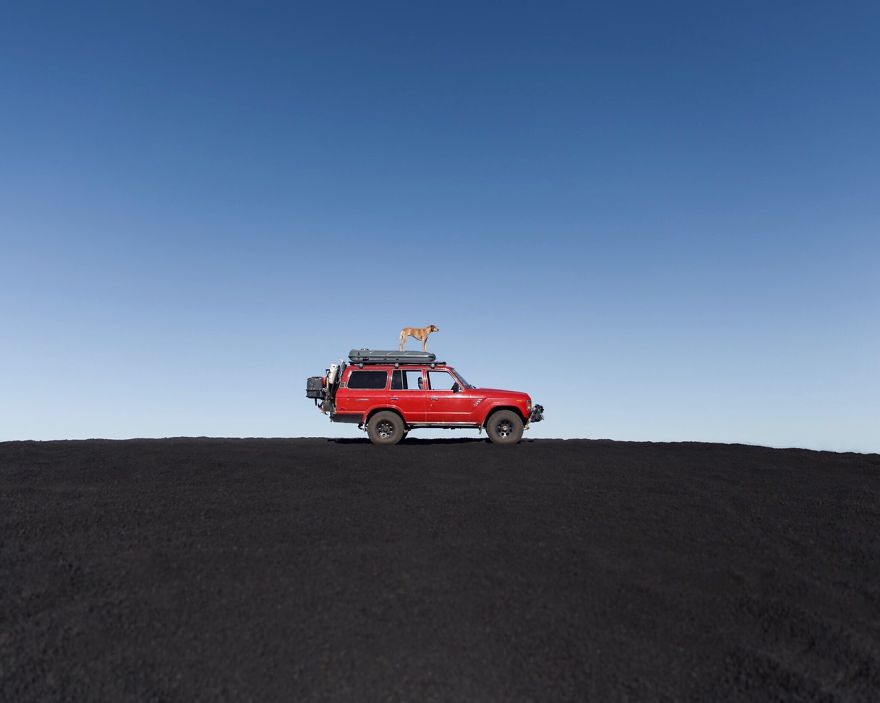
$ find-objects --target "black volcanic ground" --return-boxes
[2,438,879,701]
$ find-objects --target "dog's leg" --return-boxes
[399,330,406,352]
[422,335,427,352]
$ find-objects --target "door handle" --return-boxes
[430,396,439,401]
[390,397,399,401]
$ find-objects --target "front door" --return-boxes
[424,369,476,424]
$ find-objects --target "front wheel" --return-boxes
[367,411,405,445]
[486,410,524,445]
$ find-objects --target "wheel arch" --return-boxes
[482,405,527,427]
[365,407,407,426]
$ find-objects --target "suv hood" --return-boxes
[473,388,528,398]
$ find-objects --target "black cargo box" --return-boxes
[348,349,437,365]
[306,376,325,399]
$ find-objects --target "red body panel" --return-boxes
[334,364,532,427]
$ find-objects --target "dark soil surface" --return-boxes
[2,438,880,701]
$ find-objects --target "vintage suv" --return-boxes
[306,350,544,445]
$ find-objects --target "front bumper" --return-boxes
[529,404,544,423]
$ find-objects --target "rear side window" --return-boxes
[391,369,423,390]
[347,370,388,389]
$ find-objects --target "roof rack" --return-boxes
[348,349,442,366]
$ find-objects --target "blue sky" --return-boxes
[1,2,878,452]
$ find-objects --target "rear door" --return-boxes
[424,369,477,424]
[389,368,429,423]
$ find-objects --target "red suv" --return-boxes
[306,350,544,445]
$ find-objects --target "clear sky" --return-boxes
[1,2,878,452]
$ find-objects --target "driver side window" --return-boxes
[427,370,457,391]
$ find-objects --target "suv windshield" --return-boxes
[449,368,474,389]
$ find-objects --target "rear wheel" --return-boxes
[486,410,524,445]
[367,411,405,446]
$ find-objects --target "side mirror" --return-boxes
[452,383,461,392]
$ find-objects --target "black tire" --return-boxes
[367,411,405,446]
[486,410,524,445]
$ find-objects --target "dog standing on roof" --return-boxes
[399,325,439,352]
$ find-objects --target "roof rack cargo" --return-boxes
[348,349,438,365]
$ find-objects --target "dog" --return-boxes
[399,325,439,352]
